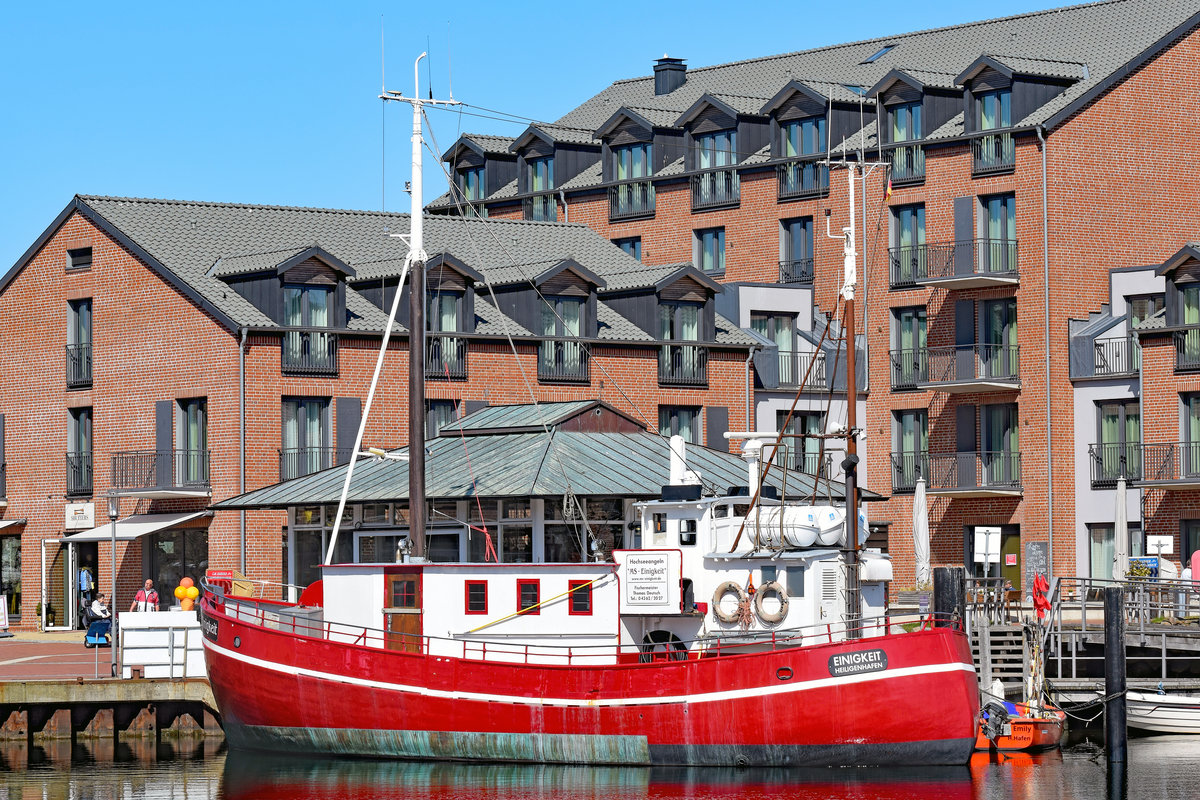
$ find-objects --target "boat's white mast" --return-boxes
[324,53,459,566]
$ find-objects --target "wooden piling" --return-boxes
[1104,586,1127,764]
[933,566,965,627]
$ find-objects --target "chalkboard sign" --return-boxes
[1024,541,1049,601]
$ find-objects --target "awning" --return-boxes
[62,511,210,543]
[0,519,26,529]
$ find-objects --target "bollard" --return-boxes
[933,566,965,628]
[1105,586,1127,764]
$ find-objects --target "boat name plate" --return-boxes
[827,648,887,677]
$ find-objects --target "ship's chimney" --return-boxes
[669,434,687,486]
[742,440,763,495]
[654,56,687,96]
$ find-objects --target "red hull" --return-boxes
[200,594,979,767]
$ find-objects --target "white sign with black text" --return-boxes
[613,549,682,615]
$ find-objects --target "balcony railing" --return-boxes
[779,351,826,389]
[282,331,338,376]
[779,258,814,285]
[538,340,590,383]
[691,169,739,210]
[776,160,829,201]
[1138,442,1200,486]
[1093,336,1139,376]
[608,181,655,221]
[66,344,92,389]
[1174,329,1200,372]
[923,344,1020,387]
[1088,443,1142,489]
[278,447,352,482]
[523,193,557,222]
[111,449,212,491]
[889,144,925,185]
[888,239,1018,288]
[893,450,1021,493]
[659,344,708,387]
[66,451,93,497]
[426,335,467,380]
[889,348,929,389]
[973,132,1015,176]
[776,450,833,478]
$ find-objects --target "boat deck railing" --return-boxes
[202,581,960,666]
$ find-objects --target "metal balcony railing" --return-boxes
[920,344,1020,385]
[1088,443,1142,489]
[776,160,828,201]
[890,452,930,493]
[1173,329,1200,371]
[111,449,212,491]
[282,331,338,376]
[889,348,930,389]
[538,340,590,383]
[921,450,1022,492]
[779,258,814,285]
[66,344,92,389]
[888,239,1018,288]
[1138,442,1200,485]
[690,169,739,210]
[1094,336,1139,376]
[66,452,93,497]
[523,193,557,222]
[778,351,826,389]
[278,447,352,482]
[658,344,708,387]
[426,335,468,380]
[889,144,925,185]
[973,132,1015,175]
[776,450,833,478]
[608,181,655,221]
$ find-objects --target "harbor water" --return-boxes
[0,732,1196,800]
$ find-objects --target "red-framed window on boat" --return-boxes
[568,580,593,615]
[465,580,488,614]
[391,578,418,608]
[517,579,540,615]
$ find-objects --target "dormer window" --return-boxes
[427,292,466,379]
[459,166,485,201]
[539,297,587,383]
[696,130,736,170]
[977,89,1011,131]
[527,156,554,192]
[610,143,655,220]
[888,102,922,143]
[659,302,706,387]
[524,157,556,221]
[283,285,335,376]
[613,143,651,181]
[782,117,824,157]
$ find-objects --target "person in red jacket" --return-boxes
[130,579,159,612]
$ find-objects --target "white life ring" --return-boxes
[754,581,790,624]
[712,581,747,623]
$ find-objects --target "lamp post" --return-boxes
[107,493,119,678]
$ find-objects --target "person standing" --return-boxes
[130,579,159,612]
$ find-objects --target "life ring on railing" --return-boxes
[712,581,747,624]
[754,581,790,624]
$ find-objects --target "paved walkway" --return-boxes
[0,630,117,681]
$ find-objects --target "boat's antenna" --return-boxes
[324,53,460,566]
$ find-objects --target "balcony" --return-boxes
[282,331,338,376]
[897,450,1022,497]
[66,452,92,497]
[778,351,827,390]
[779,258,814,285]
[1137,442,1200,489]
[608,181,655,221]
[66,344,92,389]
[538,340,590,383]
[111,450,212,495]
[917,344,1020,393]
[776,160,828,201]
[1092,336,1139,377]
[426,335,467,380]
[1174,329,1200,372]
[776,451,833,479]
[523,193,557,222]
[973,132,1015,176]
[889,144,925,186]
[888,348,929,390]
[278,447,352,482]
[659,344,708,387]
[1088,443,1142,489]
[691,169,739,211]
[889,239,1018,290]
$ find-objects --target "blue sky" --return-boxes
[1,0,1063,273]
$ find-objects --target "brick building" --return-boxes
[0,197,761,630]
[431,0,1200,593]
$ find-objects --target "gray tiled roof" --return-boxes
[461,133,517,155]
[597,303,652,341]
[715,313,757,346]
[988,55,1090,81]
[557,160,603,192]
[209,244,316,277]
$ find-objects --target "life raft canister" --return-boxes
[712,581,747,623]
[753,580,790,624]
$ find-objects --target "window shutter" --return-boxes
[953,196,974,276]
[706,407,729,452]
[956,405,977,489]
[155,400,173,487]
[336,398,362,464]
[955,300,976,381]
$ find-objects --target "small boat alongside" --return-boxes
[1126,690,1200,734]
[976,700,1065,751]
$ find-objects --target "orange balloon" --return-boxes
[180,577,195,589]
[185,586,200,600]
[174,586,185,599]
[181,598,195,611]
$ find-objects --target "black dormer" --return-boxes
[956,55,1080,134]
[866,70,960,145]
[215,245,353,328]
[1156,244,1200,328]
[675,94,768,172]
[594,107,685,182]
[488,258,603,339]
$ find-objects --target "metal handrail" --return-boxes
[66,343,92,388]
[1087,442,1142,488]
[1173,329,1200,371]
[522,193,557,222]
[112,449,212,489]
[778,258,814,285]
[282,331,339,376]
[690,169,739,210]
[888,144,925,184]
[922,343,1020,384]
[537,340,590,383]
[658,344,708,387]
[426,334,468,379]
[888,239,1018,288]
[278,447,353,482]
[973,132,1015,175]
[608,180,655,220]
[776,159,828,200]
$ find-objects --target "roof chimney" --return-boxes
[654,56,687,96]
